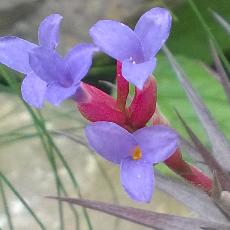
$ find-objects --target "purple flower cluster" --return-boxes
[0,8,178,203]
[0,14,97,108]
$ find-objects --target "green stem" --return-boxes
[0,178,14,230]
[0,172,46,230]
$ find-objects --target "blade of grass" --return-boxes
[47,197,230,230]
[21,107,65,229]
[0,67,82,229]
[0,172,46,230]
[186,0,230,78]
[163,45,230,171]
[209,39,230,104]
[175,109,230,192]
[212,11,230,36]
[155,173,228,223]
[26,107,92,230]
[0,178,14,230]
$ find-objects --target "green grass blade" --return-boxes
[0,179,14,230]
[212,10,230,36]
[0,172,46,230]
[163,45,230,171]
[186,0,230,77]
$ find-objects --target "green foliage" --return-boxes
[168,0,230,63]
[155,54,230,143]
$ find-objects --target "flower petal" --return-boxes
[21,72,47,108]
[133,125,178,164]
[0,36,37,74]
[122,57,156,89]
[38,14,63,49]
[120,157,154,202]
[89,20,144,62]
[29,47,67,84]
[85,122,136,164]
[134,7,172,59]
[65,43,97,83]
[46,82,78,106]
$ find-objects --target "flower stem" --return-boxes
[153,107,212,193]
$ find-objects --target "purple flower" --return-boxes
[0,14,96,108]
[89,7,172,89]
[85,121,178,202]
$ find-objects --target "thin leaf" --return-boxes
[163,46,230,171]
[0,178,14,230]
[211,172,230,220]
[209,39,230,104]
[155,173,228,224]
[47,197,230,230]
[179,136,205,163]
[186,0,230,76]
[212,11,230,36]
[0,172,46,230]
[175,109,230,192]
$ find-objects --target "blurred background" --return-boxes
[0,0,230,229]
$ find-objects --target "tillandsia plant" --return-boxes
[1,1,230,230]
[0,7,212,202]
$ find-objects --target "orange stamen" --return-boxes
[132,146,142,160]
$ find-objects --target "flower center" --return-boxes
[132,146,142,160]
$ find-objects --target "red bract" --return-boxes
[77,82,126,126]
[116,61,129,112]
[77,62,157,129]
[127,77,157,130]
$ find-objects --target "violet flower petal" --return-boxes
[21,72,47,108]
[46,82,78,106]
[122,57,156,89]
[0,36,37,74]
[133,125,178,164]
[64,43,97,84]
[38,14,63,49]
[89,20,144,62]
[120,157,154,202]
[134,7,172,59]
[85,122,136,164]
[29,47,67,84]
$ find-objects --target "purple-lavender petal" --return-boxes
[89,20,144,62]
[21,72,47,108]
[133,125,178,164]
[38,14,63,49]
[122,57,156,90]
[46,82,78,106]
[120,157,154,202]
[64,43,97,84]
[29,47,67,85]
[134,7,172,59]
[0,36,37,74]
[85,122,136,164]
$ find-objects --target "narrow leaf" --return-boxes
[0,172,46,230]
[47,197,230,230]
[212,11,230,36]
[209,39,230,104]
[155,174,228,224]
[179,137,205,164]
[175,109,230,192]
[163,46,230,171]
